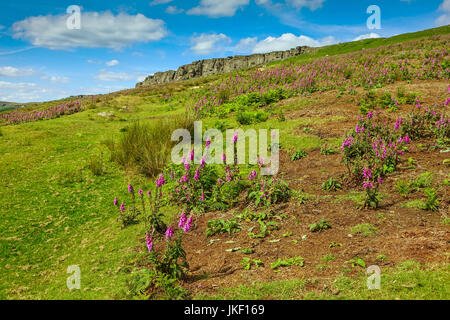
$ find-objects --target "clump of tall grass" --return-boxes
[105,116,194,177]
[87,153,105,176]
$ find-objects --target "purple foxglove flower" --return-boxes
[180,173,189,183]
[194,169,200,181]
[178,213,187,229]
[183,216,193,232]
[138,189,143,195]
[128,184,134,193]
[146,233,153,253]
[363,168,372,180]
[165,227,174,240]
[232,131,238,143]
[190,149,194,161]
[403,135,410,144]
[147,190,151,196]
[156,174,166,187]
[200,157,206,169]
[120,202,125,211]
[205,138,211,148]
[363,181,373,189]
[114,197,118,206]
[222,153,226,163]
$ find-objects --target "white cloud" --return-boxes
[166,6,184,14]
[12,11,168,49]
[95,69,146,82]
[436,0,450,26]
[106,59,120,67]
[352,33,381,41]
[251,33,336,53]
[40,75,71,83]
[439,0,450,11]
[234,37,258,53]
[286,0,326,10]
[0,66,37,77]
[436,14,450,25]
[0,80,69,102]
[187,0,250,18]
[150,0,173,5]
[136,75,147,82]
[190,33,232,54]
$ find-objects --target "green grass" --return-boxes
[195,279,308,300]
[195,262,450,300]
[334,191,366,206]
[350,224,378,237]
[0,93,186,299]
[400,199,427,210]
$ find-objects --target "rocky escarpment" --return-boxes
[136,46,311,87]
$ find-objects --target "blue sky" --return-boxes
[0,0,449,102]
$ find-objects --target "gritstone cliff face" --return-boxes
[136,46,311,87]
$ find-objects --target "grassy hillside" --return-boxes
[0,27,449,300]
[277,25,450,66]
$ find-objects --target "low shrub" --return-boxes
[126,268,189,300]
[235,110,269,125]
[422,188,440,211]
[310,220,331,232]
[322,178,342,191]
[291,150,308,161]
[206,219,241,237]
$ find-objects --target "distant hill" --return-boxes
[0,101,37,113]
[136,25,450,88]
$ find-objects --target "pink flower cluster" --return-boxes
[156,174,166,188]
[248,170,257,181]
[178,214,193,233]
[362,168,383,189]
[341,136,353,152]
[435,114,449,130]
[1,101,81,126]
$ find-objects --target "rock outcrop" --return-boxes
[136,46,311,87]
